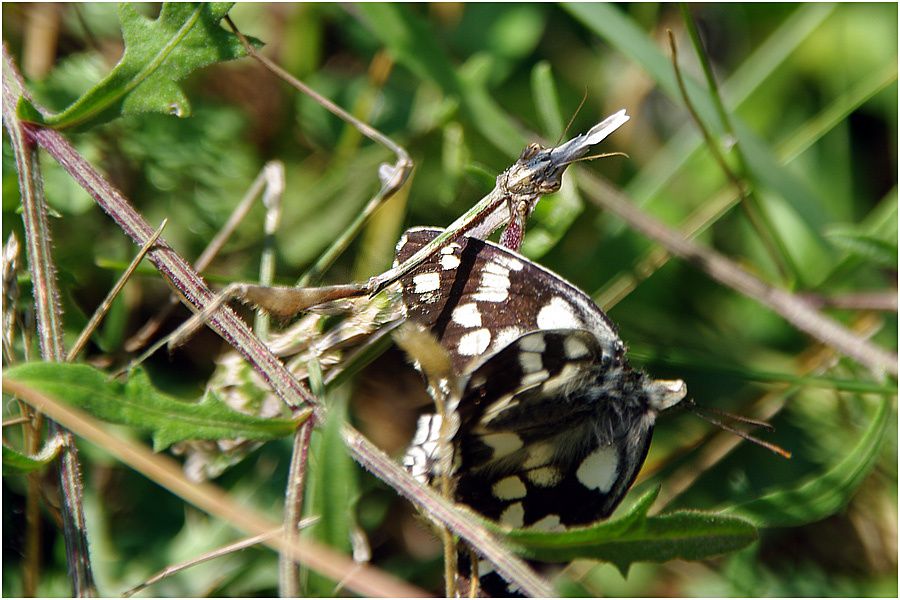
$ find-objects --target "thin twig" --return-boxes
[800,291,898,313]
[578,171,898,377]
[123,519,320,597]
[393,323,460,596]
[254,162,284,340]
[668,26,796,283]
[3,415,33,427]
[2,232,21,361]
[67,219,167,362]
[123,162,281,352]
[2,45,96,597]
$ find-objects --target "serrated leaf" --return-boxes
[3,435,66,474]
[478,485,756,576]
[3,362,299,451]
[727,395,891,528]
[17,3,259,130]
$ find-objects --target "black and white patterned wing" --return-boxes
[394,227,624,374]
[451,329,656,529]
[396,228,665,528]
[396,227,688,597]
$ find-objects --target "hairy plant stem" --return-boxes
[279,421,314,597]
[2,45,96,597]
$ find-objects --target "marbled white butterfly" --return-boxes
[397,227,687,593]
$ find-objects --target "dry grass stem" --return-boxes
[3,377,429,598]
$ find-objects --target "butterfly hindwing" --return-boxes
[450,329,656,529]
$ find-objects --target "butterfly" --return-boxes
[396,227,686,593]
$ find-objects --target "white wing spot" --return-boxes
[492,326,523,351]
[403,447,430,481]
[483,261,511,276]
[440,243,461,254]
[520,369,549,387]
[576,446,619,492]
[473,287,509,303]
[413,272,440,293]
[481,432,523,459]
[529,514,564,532]
[457,328,492,356]
[564,336,591,359]
[473,264,511,303]
[518,334,546,353]
[394,233,409,254]
[492,476,527,500]
[500,502,525,528]
[519,351,543,373]
[480,272,510,290]
[411,414,440,445]
[451,302,482,327]
[476,559,495,577]
[495,255,524,271]
[526,466,563,487]
[541,363,586,395]
[523,443,554,468]
[440,254,461,270]
[536,296,582,329]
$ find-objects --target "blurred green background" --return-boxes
[2,3,896,597]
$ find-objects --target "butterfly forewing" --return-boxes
[395,227,623,375]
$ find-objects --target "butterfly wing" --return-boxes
[395,227,624,374]
[453,329,655,529]
[396,229,659,527]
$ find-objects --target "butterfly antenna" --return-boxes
[559,151,630,169]
[694,403,776,432]
[554,89,589,147]
[686,399,791,459]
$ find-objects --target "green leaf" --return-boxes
[3,362,298,451]
[483,486,757,576]
[531,61,565,140]
[727,395,891,528]
[825,227,898,268]
[3,435,66,474]
[356,3,527,156]
[17,3,258,130]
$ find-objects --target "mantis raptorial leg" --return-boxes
[164,111,630,352]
